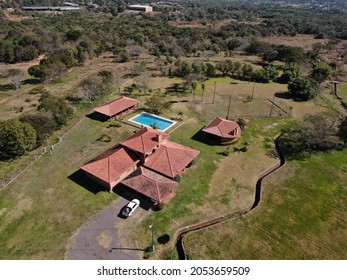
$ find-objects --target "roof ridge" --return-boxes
[216,121,224,136]
[155,180,161,202]
[164,145,175,178]
[107,154,111,183]
[141,134,145,153]
[140,168,161,202]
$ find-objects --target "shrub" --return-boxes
[97,134,111,142]
[157,234,170,245]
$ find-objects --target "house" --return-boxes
[121,167,177,204]
[80,145,140,191]
[202,117,241,143]
[127,5,153,13]
[81,127,199,202]
[93,96,139,121]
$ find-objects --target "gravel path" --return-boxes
[65,197,149,260]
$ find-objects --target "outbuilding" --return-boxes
[202,117,241,143]
[93,96,139,121]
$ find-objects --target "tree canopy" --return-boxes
[0,119,36,159]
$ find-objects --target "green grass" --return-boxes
[132,116,296,255]
[183,149,347,259]
[0,116,133,259]
[339,83,347,104]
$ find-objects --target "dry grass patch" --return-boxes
[260,34,327,51]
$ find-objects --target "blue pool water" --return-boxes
[129,112,176,131]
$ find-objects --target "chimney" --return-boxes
[156,134,162,142]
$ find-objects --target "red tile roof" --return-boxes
[93,96,139,117]
[202,117,241,139]
[121,167,177,203]
[144,140,200,178]
[81,145,139,185]
[121,127,169,155]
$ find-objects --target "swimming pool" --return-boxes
[129,112,176,131]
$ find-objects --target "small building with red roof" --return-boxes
[202,117,241,143]
[80,145,140,191]
[121,167,178,204]
[144,140,200,179]
[93,96,139,121]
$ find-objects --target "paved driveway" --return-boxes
[65,197,149,260]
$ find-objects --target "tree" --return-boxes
[205,63,216,77]
[38,94,74,127]
[174,60,192,77]
[137,74,150,94]
[114,72,124,94]
[288,78,318,101]
[276,45,305,67]
[0,119,36,159]
[28,65,50,82]
[241,64,254,80]
[201,83,205,102]
[216,60,234,76]
[6,69,24,91]
[145,95,172,115]
[98,70,113,85]
[79,79,106,101]
[338,117,347,145]
[310,66,332,84]
[277,67,300,84]
[66,30,82,41]
[281,113,341,157]
[20,113,57,146]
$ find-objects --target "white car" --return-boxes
[122,199,140,217]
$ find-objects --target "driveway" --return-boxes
[65,196,150,260]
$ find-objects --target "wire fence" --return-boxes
[0,117,84,192]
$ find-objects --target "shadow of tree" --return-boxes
[0,84,14,91]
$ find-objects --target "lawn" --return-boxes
[182,149,347,259]
[0,116,133,259]
[122,114,297,259]
[339,83,347,104]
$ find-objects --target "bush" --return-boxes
[29,85,48,95]
[173,175,181,182]
[97,134,112,142]
[157,234,170,245]
[288,78,318,101]
[240,146,248,152]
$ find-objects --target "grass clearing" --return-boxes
[0,116,134,259]
[183,150,347,259]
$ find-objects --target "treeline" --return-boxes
[1,1,347,64]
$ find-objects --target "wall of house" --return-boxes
[85,172,111,191]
